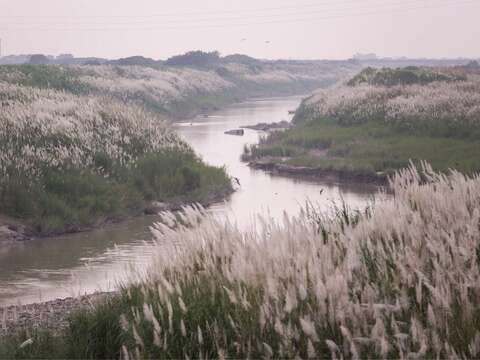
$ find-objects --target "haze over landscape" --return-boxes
[1,0,479,59]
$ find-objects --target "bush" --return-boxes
[165,51,221,67]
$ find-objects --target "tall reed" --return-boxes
[112,162,480,358]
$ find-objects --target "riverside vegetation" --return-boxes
[243,66,480,180]
[0,55,357,119]
[0,58,357,236]
[3,59,480,359]
[0,69,231,236]
[2,163,480,358]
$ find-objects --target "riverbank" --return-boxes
[0,76,236,246]
[243,66,480,182]
[0,184,234,246]
[248,157,387,185]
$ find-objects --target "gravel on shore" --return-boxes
[0,292,113,337]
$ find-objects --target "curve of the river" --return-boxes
[0,96,378,306]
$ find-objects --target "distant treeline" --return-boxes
[0,51,262,68]
[1,50,478,69]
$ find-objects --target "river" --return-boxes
[0,96,377,306]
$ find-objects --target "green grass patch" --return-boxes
[0,149,231,234]
[245,120,480,175]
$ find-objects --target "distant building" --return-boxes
[353,53,378,61]
[56,54,74,60]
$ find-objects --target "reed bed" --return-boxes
[244,68,480,175]
[0,81,230,232]
[74,65,233,109]
[109,163,480,359]
[303,72,480,136]
[2,164,479,358]
[0,82,185,180]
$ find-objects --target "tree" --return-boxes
[165,51,220,67]
[28,54,50,65]
[466,60,479,69]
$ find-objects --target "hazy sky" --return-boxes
[0,0,479,60]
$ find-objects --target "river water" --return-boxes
[0,96,377,306]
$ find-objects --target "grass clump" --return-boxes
[3,163,480,358]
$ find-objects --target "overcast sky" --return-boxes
[0,0,479,60]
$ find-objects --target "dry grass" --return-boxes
[303,72,480,136]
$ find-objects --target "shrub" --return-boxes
[165,51,221,67]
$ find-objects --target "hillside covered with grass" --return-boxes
[2,164,480,358]
[243,66,480,180]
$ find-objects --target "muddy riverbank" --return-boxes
[0,186,234,246]
[248,158,388,186]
